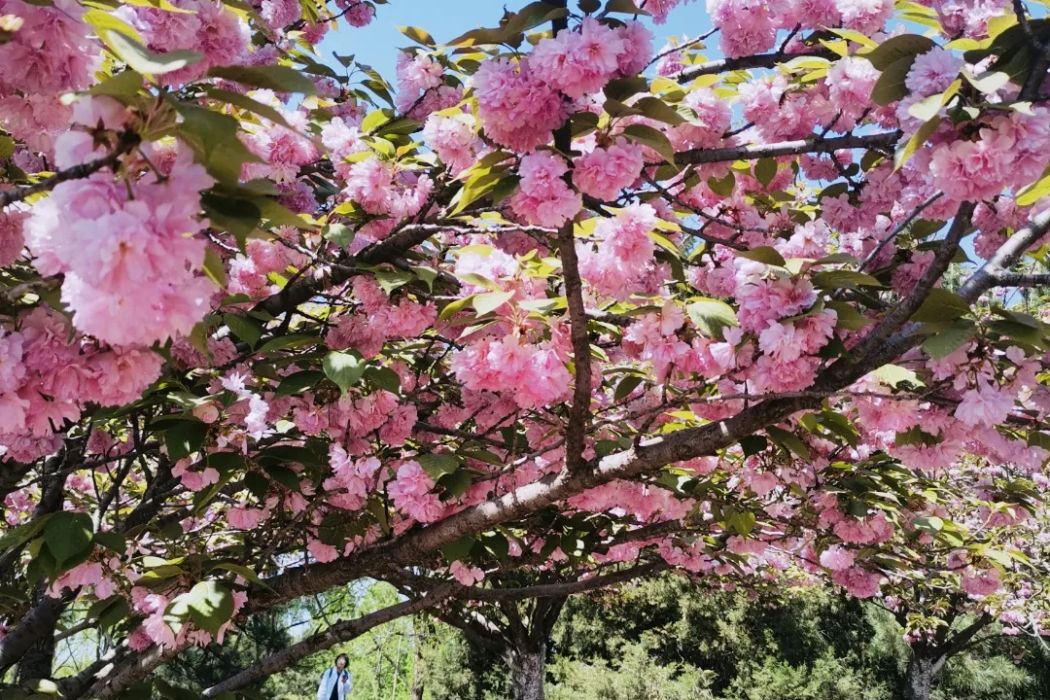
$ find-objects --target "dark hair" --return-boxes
[335,653,350,666]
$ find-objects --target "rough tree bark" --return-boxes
[505,642,547,700]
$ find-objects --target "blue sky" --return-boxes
[321,1,715,79]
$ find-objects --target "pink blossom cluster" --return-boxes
[573,139,645,201]
[451,335,571,410]
[387,460,445,522]
[343,158,434,223]
[919,0,1009,37]
[334,0,376,27]
[1,308,163,463]
[473,58,567,152]
[328,277,436,358]
[423,112,482,175]
[707,0,892,57]
[26,137,215,346]
[324,444,381,512]
[0,0,100,154]
[926,107,1050,204]
[577,203,658,296]
[509,151,581,227]
[529,18,651,99]
[120,0,250,85]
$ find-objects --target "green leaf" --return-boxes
[202,247,227,288]
[754,158,777,187]
[418,454,461,479]
[0,514,51,554]
[735,246,786,267]
[614,374,644,401]
[174,102,261,186]
[223,313,262,346]
[323,223,355,248]
[94,531,126,553]
[398,25,436,47]
[167,580,234,636]
[812,270,884,290]
[323,351,366,393]
[604,0,650,14]
[203,87,292,129]
[89,70,145,100]
[44,512,94,569]
[726,510,756,536]
[913,515,944,533]
[920,320,976,359]
[164,419,208,460]
[1016,165,1050,206]
[101,29,202,76]
[826,301,871,330]
[894,115,941,171]
[864,34,936,70]
[871,55,915,105]
[634,96,685,125]
[439,470,473,499]
[706,171,736,197]
[208,65,317,95]
[472,290,514,316]
[687,297,739,338]
[911,287,971,323]
[441,535,475,561]
[766,426,811,460]
[623,123,677,166]
[365,366,401,393]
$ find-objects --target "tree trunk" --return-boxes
[506,643,546,700]
[903,655,936,700]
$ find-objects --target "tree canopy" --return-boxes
[1,0,1050,697]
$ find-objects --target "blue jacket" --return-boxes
[316,666,352,700]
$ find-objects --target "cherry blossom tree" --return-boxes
[1,0,1050,698]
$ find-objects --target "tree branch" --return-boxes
[673,47,837,83]
[674,131,900,166]
[0,130,140,208]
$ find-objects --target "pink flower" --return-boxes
[0,0,101,96]
[962,568,1001,597]
[578,203,657,296]
[955,383,1014,427]
[121,0,250,85]
[423,112,480,174]
[307,538,339,563]
[928,137,1003,203]
[227,506,267,530]
[26,146,215,346]
[832,565,882,598]
[449,561,485,586]
[835,0,893,32]
[47,561,103,597]
[708,0,775,58]
[819,545,855,572]
[510,151,581,227]
[387,460,445,522]
[473,58,567,152]
[529,18,625,98]
[906,47,964,97]
[573,139,645,201]
[615,22,653,75]
[825,57,878,129]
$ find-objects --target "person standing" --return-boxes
[315,653,353,700]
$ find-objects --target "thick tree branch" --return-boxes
[201,583,458,696]
[987,271,1050,288]
[674,130,900,166]
[0,130,140,208]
